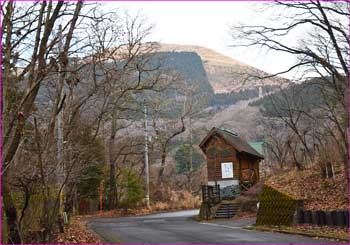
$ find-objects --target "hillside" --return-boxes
[194,99,262,140]
[266,167,348,211]
[153,51,214,95]
[249,79,324,117]
[156,43,290,93]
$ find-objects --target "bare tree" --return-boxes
[83,11,174,209]
[152,107,186,183]
[230,1,349,180]
[2,2,86,242]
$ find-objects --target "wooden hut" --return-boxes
[199,127,264,198]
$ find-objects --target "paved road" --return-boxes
[88,209,343,244]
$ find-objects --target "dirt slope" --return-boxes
[266,167,348,211]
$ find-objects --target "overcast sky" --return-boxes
[106,1,301,79]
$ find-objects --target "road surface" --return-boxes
[88,209,342,244]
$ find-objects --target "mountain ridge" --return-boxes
[154,42,290,94]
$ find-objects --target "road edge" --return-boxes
[245,225,349,242]
[85,221,112,244]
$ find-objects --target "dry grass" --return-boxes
[151,183,202,209]
[80,191,201,219]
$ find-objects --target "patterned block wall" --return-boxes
[256,185,299,226]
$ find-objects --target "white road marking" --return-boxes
[200,222,242,230]
[143,219,165,223]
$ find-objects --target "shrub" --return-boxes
[77,162,103,199]
[175,144,205,174]
[118,169,144,210]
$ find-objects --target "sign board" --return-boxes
[221,162,233,179]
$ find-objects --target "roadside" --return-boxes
[88,210,338,244]
[53,206,200,244]
[81,204,200,219]
[197,210,349,243]
[53,207,348,244]
[53,216,104,244]
[249,224,349,242]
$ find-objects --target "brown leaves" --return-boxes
[233,211,256,220]
[266,167,348,211]
[259,224,349,241]
[53,201,201,243]
[53,217,104,244]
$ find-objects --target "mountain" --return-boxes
[148,50,270,113]
[152,51,214,95]
[155,43,289,94]
[249,78,326,117]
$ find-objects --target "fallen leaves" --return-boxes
[52,202,202,243]
[53,217,104,244]
[256,224,349,241]
[233,211,256,220]
[266,166,348,211]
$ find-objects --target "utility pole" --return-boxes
[185,86,193,192]
[57,24,66,230]
[189,89,193,173]
[99,180,104,214]
[144,103,150,209]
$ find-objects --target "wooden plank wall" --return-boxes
[204,136,239,181]
[239,153,260,183]
[203,135,261,183]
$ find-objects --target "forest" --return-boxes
[2,1,349,244]
[1,3,205,243]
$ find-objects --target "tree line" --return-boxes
[230,1,348,180]
[2,2,202,243]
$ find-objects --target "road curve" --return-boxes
[87,209,342,244]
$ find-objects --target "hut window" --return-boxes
[221,162,233,179]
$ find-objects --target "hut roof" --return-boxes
[248,141,265,156]
[199,127,264,159]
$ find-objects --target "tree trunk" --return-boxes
[158,145,167,182]
[346,77,350,185]
[3,183,21,244]
[2,116,25,244]
[189,116,193,173]
[109,161,117,209]
[108,110,117,209]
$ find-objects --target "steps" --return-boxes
[214,203,240,219]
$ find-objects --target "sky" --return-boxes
[105,1,301,79]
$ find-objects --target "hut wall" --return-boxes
[204,136,239,181]
[239,153,260,183]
